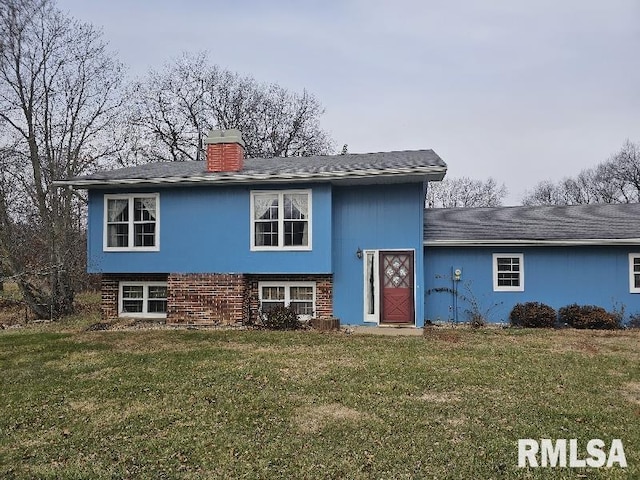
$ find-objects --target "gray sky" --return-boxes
[57,0,640,204]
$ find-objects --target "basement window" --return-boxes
[104,193,159,251]
[119,282,167,318]
[493,254,524,292]
[258,282,315,319]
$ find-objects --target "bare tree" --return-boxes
[522,140,640,206]
[124,52,334,164]
[0,0,124,317]
[602,140,640,202]
[426,177,508,208]
[522,175,593,206]
[520,180,562,206]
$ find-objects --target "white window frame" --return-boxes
[363,250,381,323]
[250,190,312,251]
[104,193,160,252]
[493,253,524,292]
[118,281,167,318]
[258,281,316,320]
[629,253,640,293]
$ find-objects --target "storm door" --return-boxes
[379,251,415,324]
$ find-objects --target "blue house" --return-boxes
[424,204,640,324]
[59,129,447,326]
[60,129,640,327]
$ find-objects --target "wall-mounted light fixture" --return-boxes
[356,247,363,259]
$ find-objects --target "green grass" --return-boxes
[0,326,638,479]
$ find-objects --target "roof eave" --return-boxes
[54,166,447,189]
[424,238,640,247]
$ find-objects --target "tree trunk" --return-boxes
[0,0,125,319]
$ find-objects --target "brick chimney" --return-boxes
[204,129,245,172]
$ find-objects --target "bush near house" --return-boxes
[259,305,303,330]
[628,313,640,329]
[559,304,621,330]
[509,302,557,328]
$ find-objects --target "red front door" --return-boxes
[380,251,414,324]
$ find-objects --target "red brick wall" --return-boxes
[101,277,118,321]
[167,273,247,325]
[100,273,333,325]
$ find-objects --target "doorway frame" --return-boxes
[363,248,416,325]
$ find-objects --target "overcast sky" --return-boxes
[57,0,639,204]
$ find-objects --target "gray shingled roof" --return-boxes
[57,150,447,188]
[424,203,640,245]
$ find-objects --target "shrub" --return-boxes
[558,304,581,327]
[628,313,640,329]
[559,304,621,330]
[509,302,556,328]
[260,305,302,330]
[468,312,487,329]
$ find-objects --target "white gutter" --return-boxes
[54,166,447,188]
[424,238,640,247]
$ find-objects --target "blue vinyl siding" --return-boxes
[88,184,332,274]
[424,246,640,324]
[332,183,426,325]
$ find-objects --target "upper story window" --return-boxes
[251,190,312,250]
[629,254,640,293]
[493,253,524,292]
[104,193,159,251]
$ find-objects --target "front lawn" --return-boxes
[0,326,638,478]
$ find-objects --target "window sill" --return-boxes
[119,313,167,319]
[251,246,312,252]
[104,247,160,252]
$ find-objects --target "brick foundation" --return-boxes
[167,273,247,325]
[100,273,333,325]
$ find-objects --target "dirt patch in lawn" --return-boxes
[544,330,640,359]
[222,341,318,356]
[74,331,197,354]
[220,342,360,380]
[423,328,462,343]
[294,403,373,434]
[68,399,154,429]
[446,416,467,427]
[621,382,640,405]
[418,391,461,403]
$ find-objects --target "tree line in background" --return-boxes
[426,141,640,208]
[521,140,640,206]
[0,0,124,317]
[125,52,332,164]
[0,0,638,318]
[0,0,332,317]
[426,177,507,208]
